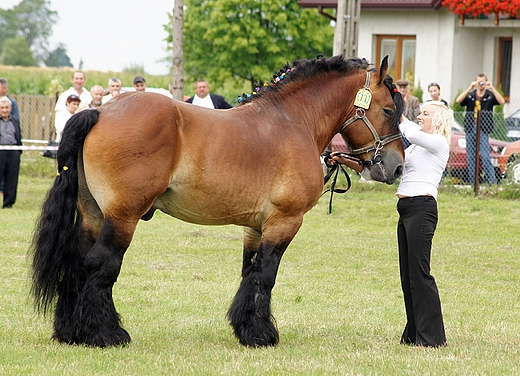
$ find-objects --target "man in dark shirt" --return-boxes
[456,73,505,184]
[0,96,22,208]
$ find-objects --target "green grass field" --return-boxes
[1,159,519,375]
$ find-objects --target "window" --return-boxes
[497,37,512,100]
[376,35,416,85]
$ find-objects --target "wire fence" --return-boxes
[447,110,519,185]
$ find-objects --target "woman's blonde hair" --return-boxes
[424,101,452,143]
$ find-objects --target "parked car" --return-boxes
[497,139,520,182]
[447,120,508,183]
[330,120,508,183]
[505,108,520,141]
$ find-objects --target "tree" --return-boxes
[0,36,37,66]
[44,44,73,68]
[164,0,334,91]
[0,0,58,63]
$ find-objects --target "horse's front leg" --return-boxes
[240,227,262,276]
[228,219,302,347]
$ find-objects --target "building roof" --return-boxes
[297,0,444,10]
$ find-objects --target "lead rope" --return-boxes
[320,151,363,214]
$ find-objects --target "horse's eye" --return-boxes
[383,109,393,117]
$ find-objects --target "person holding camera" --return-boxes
[456,74,505,184]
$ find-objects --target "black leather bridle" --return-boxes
[338,70,402,167]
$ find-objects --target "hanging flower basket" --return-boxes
[442,0,520,25]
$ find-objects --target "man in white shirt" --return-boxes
[185,80,232,109]
[102,77,122,104]
[55,71,92,112]
[77,85,104,111]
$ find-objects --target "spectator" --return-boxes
[426,82,449,107]
[0,79,18,193]
[55,71,92,112]
[456,73,505,184]
[103,77,122,104]
[185,79,232,109]
[396,102,452,348]
[0,96,22,208]
[54,95,81,142]
[0,78,19,119]
[78,85,104,111]
[133,76,147,92]
[396,80,421,122]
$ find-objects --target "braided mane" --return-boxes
[237,55,370,105]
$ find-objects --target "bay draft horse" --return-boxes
[30,55,404,348]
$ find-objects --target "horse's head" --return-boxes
[340,56,404,184]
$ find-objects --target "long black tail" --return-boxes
[30,109,100,315]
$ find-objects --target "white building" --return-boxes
[298,0,520,114]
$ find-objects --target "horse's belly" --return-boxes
[153,186,258,227]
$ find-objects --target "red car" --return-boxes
[498,139,520,182]
[447,121,508,183]
[330,121,508,183]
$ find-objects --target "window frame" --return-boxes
[497,37,512,101]
[375,35,416,82]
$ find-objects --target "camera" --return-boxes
[478,82,485,87]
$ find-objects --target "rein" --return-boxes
[321,151,355,214]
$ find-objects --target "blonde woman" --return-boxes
[396,101,452,348]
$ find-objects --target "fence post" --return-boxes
[473,107,481,195]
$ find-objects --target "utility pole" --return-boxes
[333,0,361,58]
[171,0,184,101]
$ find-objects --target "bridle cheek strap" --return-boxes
[339,106,401,166]
[335,69,402,166]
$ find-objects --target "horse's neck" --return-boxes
[263,75,362,151]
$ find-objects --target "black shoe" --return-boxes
[3,205,12,208]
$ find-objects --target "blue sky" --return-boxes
[3,0,173,75]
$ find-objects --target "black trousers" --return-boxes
[397,196,446,347]
[0,149,21,207]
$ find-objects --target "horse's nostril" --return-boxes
[395,165,403,178]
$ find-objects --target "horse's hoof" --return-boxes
[52,332,79,345]
[83,327,131,348]
[240,336,278,348]
[234,319,279,347]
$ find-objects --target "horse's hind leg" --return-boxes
[52,211,97,344]
[71,216,136,347]
[52,161,106,344]
[228,222,300,347]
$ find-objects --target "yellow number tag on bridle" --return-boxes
[354,88,372,109]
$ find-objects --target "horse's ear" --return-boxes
[378,55,389,84]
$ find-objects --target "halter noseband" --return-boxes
[338,70,402,166]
